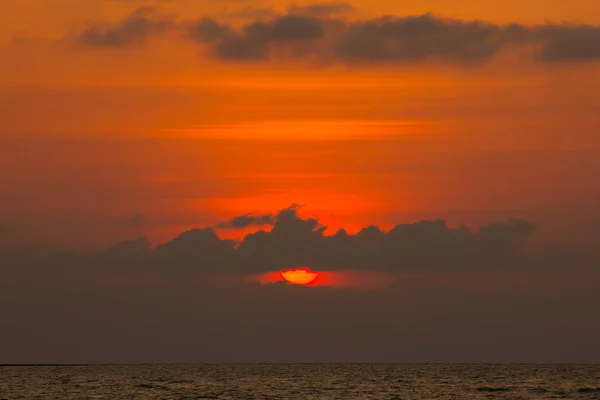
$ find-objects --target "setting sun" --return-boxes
[280,268,319,285]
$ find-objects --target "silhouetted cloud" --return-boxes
[246,15,325,41]
[334,14,507,63]
[537,24,600,62]
[80,7,174,47]
[1,217,600,364]
[186,12,600,63]
[5,205,598,279]
[74,7,600,63]
[152,227,236,273]
[2,206,600,363]
[190,18,232,43]
[213,14,327,60]
[93,236,152,270]
[217,213,274,229]
[287,2,355,17]
[234,209,539,273]
[38,205,595,277]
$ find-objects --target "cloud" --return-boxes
[1,226,600,364]
[190,18,233,43]
[217,213,275,229]
[212,2,353,22]
[79,7,174,47]
[4,205,599,281]
[335,14,507,63]
[537,24,600,62]
[186,12,600,64]
[231,209,539,273]
[192,14,326,60]
[94,236,152,270]
[151,227,236,273]
[14,204,594,278]
[245,14,325,41]
[73,6,600,63]
[2,206,600,363]
[287,2,355,18]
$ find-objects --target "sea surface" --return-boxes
[1,364,599,399]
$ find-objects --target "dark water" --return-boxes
[1,364,599,399]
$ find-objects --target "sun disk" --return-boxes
[280,268,319,285]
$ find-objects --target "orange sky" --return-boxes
[1,0,600,250]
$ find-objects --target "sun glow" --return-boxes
[280,268,319,285]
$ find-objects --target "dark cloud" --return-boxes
[537,24,600,62]
[2,262,599,363]
[75,7,600,63]
[245,15,325,41]
[2,206,600,363]
[231,210,538,274]
[186,12,600,63]
[204,14,326,60]
[3,205,598,281]
[158,207,539,274]
[15,205,594,277]
[152,227,236,273]
[190,13,326,60]
[287,2,355,18]
[217,213,275,229]
[1,237,600,364]
[217,36,270,59]
[80,7,174,47]
[93,236,152,270]
[335,14,506,63]
[190,18,232,43]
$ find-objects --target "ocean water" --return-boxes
[1,364,599,399]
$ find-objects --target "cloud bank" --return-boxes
[2,205,600,363]
[73,6,600,63]
[3,205,598,278]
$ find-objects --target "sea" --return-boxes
[1,364,599,399]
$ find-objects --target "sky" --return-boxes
[1,0,600,363]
